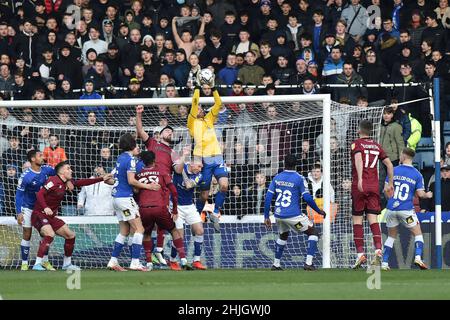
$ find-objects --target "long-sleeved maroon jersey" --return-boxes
[33,175,103,217]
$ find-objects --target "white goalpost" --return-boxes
[0,95,385,269]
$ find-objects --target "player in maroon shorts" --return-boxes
[351,120,394,269]
[136,151,191,271]
[136,104,189,265]
[31,161,113,271]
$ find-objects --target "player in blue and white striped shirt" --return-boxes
[382,148,433,270]
[264,154,326,270]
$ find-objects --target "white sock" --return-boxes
[170,257,177,262]
[21,239,30,246]
[306,255,313,265]
[273,258,280,267]
[127,235,134,246]
[109,257,118,264]
[415,235,424,243]
[35,257,43,265]
[156,247,164,253]
[194,256,201,262]
[63,256,71,266]
[181,258,187,266]
[115,233,126,244]
[131,258,140,265]
[415,255,422,261]
[384,236,395,248]
[357,252,364,259]
[132,233,143,245]
[43,255,48,263]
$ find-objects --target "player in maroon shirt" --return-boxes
[136,104,189,265]
[351,120,394,269]
[31,161,113,271]
[136,151,191,270]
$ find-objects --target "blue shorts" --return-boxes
[200,156,229,191]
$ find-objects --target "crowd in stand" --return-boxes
[1,0,450,216]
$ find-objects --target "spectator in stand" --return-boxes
[99,42,121,86]
[139,47,161,87]
[37,127,50,152]
[85,58,112,90]
[256,40,277,74]
[232,29,260,57]
[173,48,190,89]
[172,12,206,59]
[0,163,19,216]
[53,42,83,89]
[82,26,108,65]
[422,164,450,212]
[43,134,67,168]
[56,78,78,100]
[0,63,14,92]
[226,185,246,219]
[378,17,401,43]
[390,98,412,147]
[407,10,427,48]
[160,49,176,79]
[285,14,305,52]
[78,79,106,125]
[0,107,18,131]
[218,53,239,94]
[120,28,143,85]
[271,55,294,87]
[422,11,446,51]
[380,106,404,168]
[77,165,114,216]
[322,46,344,84]
[246,172,269,215]
[221,11,241,51]
[359,49,389,103]
[1,135,27,175]
[444,142,450,166]
[435,0,450,29]
[340,0,368,44]
[238,50,265,86]
[332,60,367,105]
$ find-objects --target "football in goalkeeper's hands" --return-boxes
[198,68,215,85]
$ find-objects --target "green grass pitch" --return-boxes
[0,269,449,300]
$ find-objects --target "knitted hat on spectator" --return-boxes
[45,77,56,85]
[260,0,271,7]
[441,164,450,171]
[60,42,71,50]
[84,78,94,85]
[108,42,119,50]
[425,11,437,20]
[103,19,113,26]
[86,48,97,56]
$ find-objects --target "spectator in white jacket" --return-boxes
[82,26,108,65]
[77,166,114,215]
[307,164,335,203]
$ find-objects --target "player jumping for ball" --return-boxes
[264,154,326,271]
[188,72,228,232]
[382,148,433,270]
[351,120,394,269]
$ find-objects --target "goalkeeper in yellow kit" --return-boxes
[188,71,228,232]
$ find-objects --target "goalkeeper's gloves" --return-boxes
[319,210,327,219]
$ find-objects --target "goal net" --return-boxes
[0,95,384,269]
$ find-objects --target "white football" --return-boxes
[199,68,214,84]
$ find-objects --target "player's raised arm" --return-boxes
[72,177,105,188]
[206,87,222,121]
[136,105,150,142]
[136,105,150,143]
